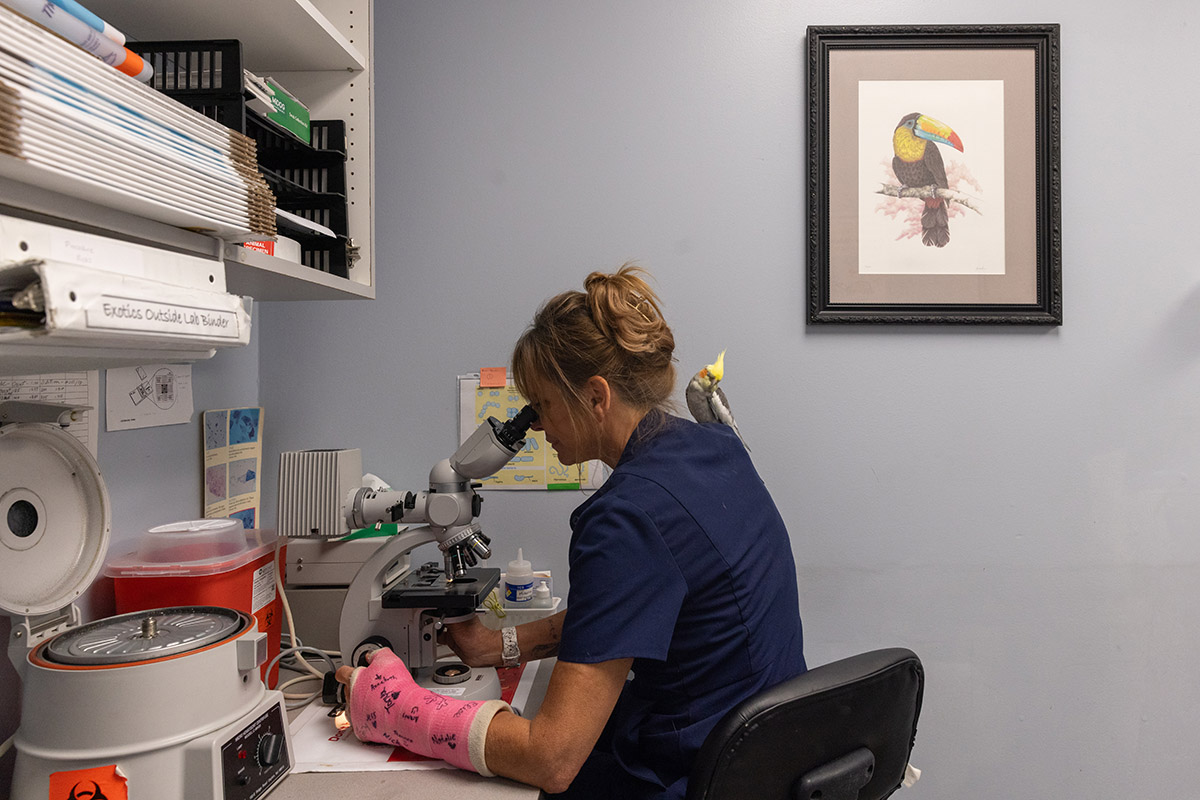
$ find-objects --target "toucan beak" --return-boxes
[915,114,964,152]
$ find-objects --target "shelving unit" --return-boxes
[1,0,374,304]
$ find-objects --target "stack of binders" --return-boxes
[0,2,276,241]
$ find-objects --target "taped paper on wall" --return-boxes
[457,375,606,491]
[105,363,193,431]
[203,407,263,529]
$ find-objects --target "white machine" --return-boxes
[278,404,538,701]
[1,402,293,800]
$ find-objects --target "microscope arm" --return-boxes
[337,526,437,669]
[335,405,537,684]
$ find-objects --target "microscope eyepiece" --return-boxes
[492,404,538,451]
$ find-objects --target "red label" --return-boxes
[48,765,129,800]
[242,240,276,255]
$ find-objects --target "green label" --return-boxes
[266,79,310,144]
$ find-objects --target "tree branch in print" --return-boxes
[874,159,982,243]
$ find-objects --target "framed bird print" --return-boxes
[807,25,1062,324]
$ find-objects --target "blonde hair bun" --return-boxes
[512,263,677,420]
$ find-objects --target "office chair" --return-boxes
[687,648,924,800]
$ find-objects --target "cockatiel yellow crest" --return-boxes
[685,349,748,449]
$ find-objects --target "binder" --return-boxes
[0,213,251,373]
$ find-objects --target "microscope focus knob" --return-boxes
[351,636,392,667]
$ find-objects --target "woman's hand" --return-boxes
[440,615,504,667]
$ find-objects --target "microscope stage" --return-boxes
[381,565,500,611]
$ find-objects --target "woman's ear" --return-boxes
[585,376,612,418]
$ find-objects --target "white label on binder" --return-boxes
[86,296,242,338]
[52,232,146,277]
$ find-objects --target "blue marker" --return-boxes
[49,0,127,46]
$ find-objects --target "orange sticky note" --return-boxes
[479,367,507,388]
[49,765,129,800]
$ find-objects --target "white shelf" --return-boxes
[83,0,367,72]
[224,245,374,301]
[0,0,375,374]
[3,0,375,306]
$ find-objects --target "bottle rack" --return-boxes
[133,39,353,279]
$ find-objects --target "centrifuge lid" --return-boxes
[0,422,111,617]
[41,606,246,665]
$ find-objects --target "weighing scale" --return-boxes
[1,408,294,799]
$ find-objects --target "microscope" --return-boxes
[278,405,537,702]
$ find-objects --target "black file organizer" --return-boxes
[132,39,352,278]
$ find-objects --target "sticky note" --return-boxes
[479,367,507,388]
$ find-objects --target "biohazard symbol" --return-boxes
[49,765,128,800]
[68,781,107,800]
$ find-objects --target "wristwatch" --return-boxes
[501,626,520,667]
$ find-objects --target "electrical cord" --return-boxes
[266,645,337,710]
[269,538,346,710]
[273,538,334,681]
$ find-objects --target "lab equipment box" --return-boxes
[131,39,353,278]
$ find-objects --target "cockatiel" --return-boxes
[686,350,748,449]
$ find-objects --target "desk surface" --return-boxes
[273,769,542,800]
[274,660,553,800]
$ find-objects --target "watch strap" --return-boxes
[501,626,520,667]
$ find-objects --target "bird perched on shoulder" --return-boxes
[686,350,748,450]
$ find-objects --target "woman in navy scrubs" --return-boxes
[341,265,806,799]
[440,265,807,799]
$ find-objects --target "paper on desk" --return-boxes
[290,661,540,773]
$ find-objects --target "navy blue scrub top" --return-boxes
[558,412,807,799]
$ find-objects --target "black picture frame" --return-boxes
[807,24,1061,324]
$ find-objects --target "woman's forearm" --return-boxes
[514,609,566,662]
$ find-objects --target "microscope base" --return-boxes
[416,659,502,702]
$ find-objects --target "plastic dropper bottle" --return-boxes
[533,579,552,609]
[504,548,534,607]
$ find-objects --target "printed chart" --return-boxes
[458,375,605,490]
[202,406,263,528]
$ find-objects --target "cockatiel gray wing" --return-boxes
[685,350,748,450]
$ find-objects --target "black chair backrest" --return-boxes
[687,648,924,800]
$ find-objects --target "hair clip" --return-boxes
[627,299,652,323]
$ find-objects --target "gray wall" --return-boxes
[4,1,1198,798]
[259,3,1198,797]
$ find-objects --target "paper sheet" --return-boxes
[289,661,539,774]
[458,375,606,490]
[105,363,193,430]
[0,370,99,456]
[202,406,263,528]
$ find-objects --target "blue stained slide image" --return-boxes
[205,410,228,450]
[230,408,260,445]
[230,508,255,529]
[230,457,258,497]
